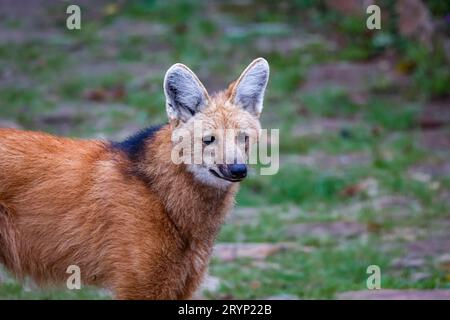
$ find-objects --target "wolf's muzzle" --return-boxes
[210,164,247,182]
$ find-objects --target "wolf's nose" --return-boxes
[228,164,247,179]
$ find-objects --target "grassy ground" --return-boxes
[0,0,449,299]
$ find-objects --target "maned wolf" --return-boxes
[0,58,269,299]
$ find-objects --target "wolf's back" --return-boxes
[0,128,106,198]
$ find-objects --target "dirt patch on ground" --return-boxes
[417,98,450,154]
[292,117,363,137]
[33,102,140,136]
[300,59,409,97]
[213,243,298,262]
[420,128,450,153]
[285,221,366,239]
[408,161,450,179]
[0,119,22,129]
[333,195,422,220]
[282,151,372,169]
[405,237,450,260]
[419,98,450,129]
[226,205,301,225]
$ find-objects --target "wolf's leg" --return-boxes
[113,275,179,300]
[0,203,22,276]
[111,260,190,300]
[177,267,208,300]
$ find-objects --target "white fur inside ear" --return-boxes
[164,64,208,122]
[233,58,269,116]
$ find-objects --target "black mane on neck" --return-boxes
[111,124,164,160]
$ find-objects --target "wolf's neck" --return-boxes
[138,125,237,243]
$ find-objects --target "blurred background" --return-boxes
[0,0,449,299]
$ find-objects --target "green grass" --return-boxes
[238,165,355,206]
[301,88,360,117]
[209,241,448,299]
[0,268,110,299]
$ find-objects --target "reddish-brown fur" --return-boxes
[0,91,255,301]
[0,124,238,299]
[0,57,269,299]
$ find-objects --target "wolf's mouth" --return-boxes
[209,169,243,182]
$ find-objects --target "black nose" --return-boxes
[228,164,247,179]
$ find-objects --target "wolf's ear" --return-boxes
[230,58,269,117]
[164,63,209,122]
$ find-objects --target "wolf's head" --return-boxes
[164,58,269,189]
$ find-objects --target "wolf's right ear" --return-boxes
[229,58,269,117]
[164,63,209,123]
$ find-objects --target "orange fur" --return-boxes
[0,121,240,299]
[0,59,268,299]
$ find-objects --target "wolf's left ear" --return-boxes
[164,63,209,122]
[230,58,269,117]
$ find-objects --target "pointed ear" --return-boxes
[164,63,209,122]
[229,58,269,117]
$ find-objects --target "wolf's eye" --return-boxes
[202,135,215,145]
